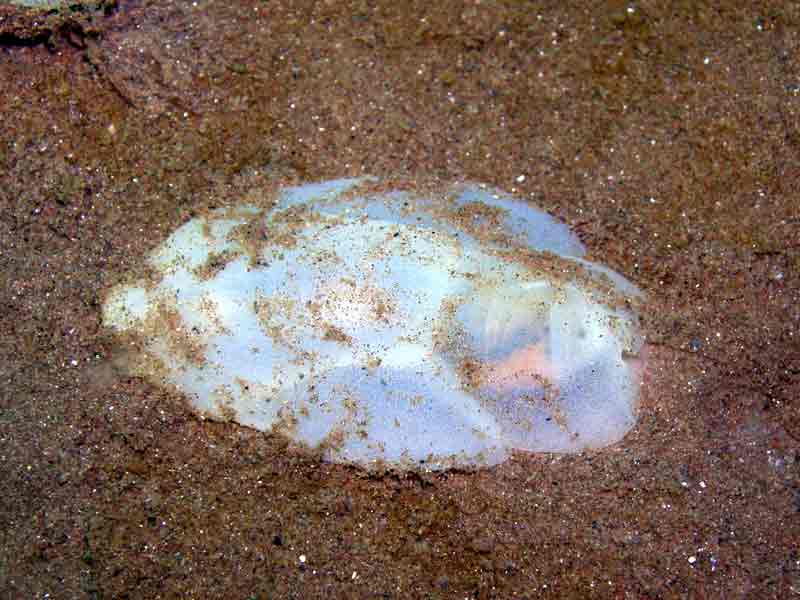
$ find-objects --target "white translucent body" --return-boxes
[104,179,644,470]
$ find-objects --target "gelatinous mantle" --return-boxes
[103,178,646,470]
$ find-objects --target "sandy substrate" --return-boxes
[1,1,798,598]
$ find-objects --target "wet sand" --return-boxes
[1,1,798,597]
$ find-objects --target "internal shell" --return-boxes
[103,178,645,470]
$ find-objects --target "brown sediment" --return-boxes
[211,384,238,422]
[2,0,798,598]
[451,200,507,239]
[152,301,207,368]
[321,323,352,345]
[253,292,299,350]
[226,213,270,267]
[191,248,239,281]
[318,425,348,456]
[457,356,486,390]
